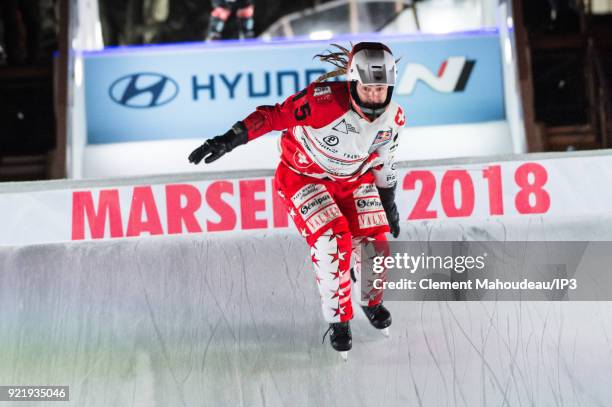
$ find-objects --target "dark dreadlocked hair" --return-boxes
[312,43,352,83]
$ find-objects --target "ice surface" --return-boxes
[1,218,612,406]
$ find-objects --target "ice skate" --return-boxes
[361,302,392,336]
[323,322,352,360]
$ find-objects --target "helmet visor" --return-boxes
[348,48,396,86]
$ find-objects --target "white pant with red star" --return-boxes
[274,162,390,323]
[310,230,388,322]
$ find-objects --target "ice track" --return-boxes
[1,218,612,406]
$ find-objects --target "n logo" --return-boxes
[109,73,179,108]
[396,57,476,95]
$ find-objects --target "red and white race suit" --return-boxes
[242,81,405,323]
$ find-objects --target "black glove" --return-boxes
[377,185,400,238]
[188,122,249,164]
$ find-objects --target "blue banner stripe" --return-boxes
[84,32,504,145]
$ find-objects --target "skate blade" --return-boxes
[381,328,390,337]
[340,351,348,361]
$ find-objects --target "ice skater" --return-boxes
[189,42,404,359]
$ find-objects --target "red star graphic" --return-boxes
[331,286,349,300]
[331,270,340,280]
[315,274,322,285]
[332,305,346,316]
[329,249,346,263]
[328,232,344,242]
[311,254,319,267]
[331,289,340,299]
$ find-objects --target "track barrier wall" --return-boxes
[2,151,612,405]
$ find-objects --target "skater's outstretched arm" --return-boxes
[188,85,317,165]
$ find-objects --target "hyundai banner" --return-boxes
[84,31,504,145]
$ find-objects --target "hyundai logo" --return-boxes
[109,73,179,108]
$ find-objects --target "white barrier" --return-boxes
[1,150,612,246]
[2,151,612,406]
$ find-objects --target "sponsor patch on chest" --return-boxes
[373,129,392,145]
[332,119,358,134]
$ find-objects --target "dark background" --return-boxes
[98,0,335,46]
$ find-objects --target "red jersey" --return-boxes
[241,81,405,188]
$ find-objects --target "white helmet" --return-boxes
[347,42,397,121]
